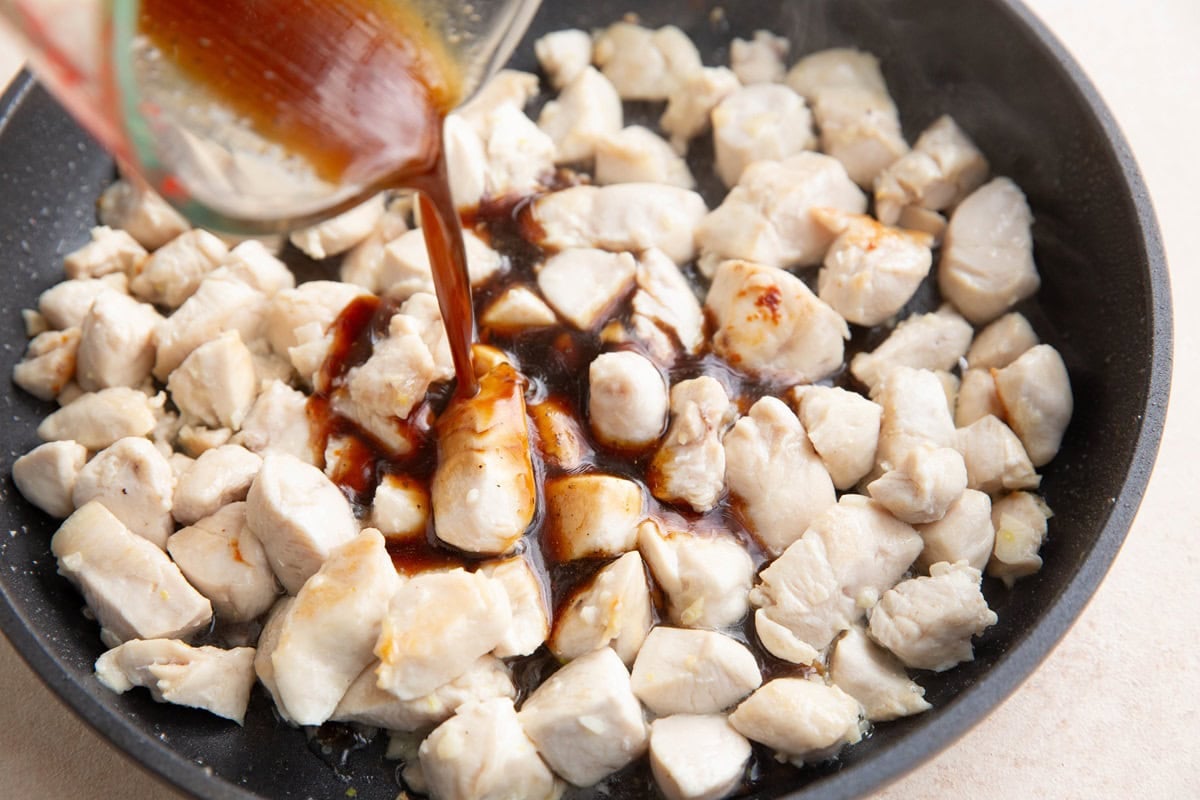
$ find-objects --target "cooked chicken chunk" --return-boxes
[790,386,882,490]
[13,327,80,401]
[707,259,848,384]
[481,286,558,333]
[529,396,592,471]
[993,344,1073,467]
[13,440,87,519]
[265,280,370,361]
[712,84,816,187]
[445,104,558,210]
[729,678,863,764]
[595,125,695,188]
[289,194,385,260]
[874,115,989,226]
[829,626,930,722]
[456,69,540,128]
[63,225,146,280]
[368,231,504,303]
[966,311,1038,369]
[630,248,705,359]
[551,551,653,665]
[171,445,263,526]
[659,67,741,153]
[129,229,228,308]
[731,30,789,85]
[72,437,174,549]
[75,291,162,391]
[153,275,268,381]
[95,639,255,723]
[631,627,760,716]
[938,177,1040,324]
[37,276,129,332]
[868,560,997,671]
[97,178,190,249]
[167,331,258,431]
[37,387,158,450]
[216,239,295,295]
[867,444,968,525]
[369,474,429,541]
[954,414,1041,495]
[537,248,636,330]
[724,397,836,555]
[874,367,958,472]
[535,28,592,88]
[955,368,1004,428]
[545,473,645,561]
[988,491,1052,587]
[637,519,754,629]
[850,306,973,391]
[915,489,995,573]
[234,380,314,463]
[649,714,751,800]
[518,646,648,787]
[339,197,412,290]
[479,556,549,658]
[588,351,668,448]
[537,66,623,164]
[593,22,702,101]
[648,377,734,513]
[52,502,212,644]
[376,569,511,701]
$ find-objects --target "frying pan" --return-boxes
[0,0,1171,798]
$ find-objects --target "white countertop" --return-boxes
[0,1,1197,798]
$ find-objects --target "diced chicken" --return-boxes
[373,230,505,303]
[153,276,268,381]
[443,107,557,210]
[751,495,922,664]
[95,639,255,724]
[177,424,233,458]
[481,286,558,333]
[697,152,866,273]
[813,210,934,326]
[966,312,1038,369]
[790,386,881,490]
[873,367,957,473]
[731,30,789,85]
[536,248,636,330]
[431,362,535,554]
[551,551,653,665]
[660,67,741,153]
[74,291,162,391]
[648,377,734,513]
[289,194,385,259]
[898,206,948,243]
[63,225,146,280]
[954,414,1041,495]
[97,178,190,249]
[988,491,1052,587]
[376,569,511,701]
[595,125,695,188]
[37,387,158,450]
[371,474,429,540]
[479,556,549,658]
[631,627,760,716]
[537,66,623,164]
[588,351,668,448]
[171,444,263,525]
[535,28,592,88]
[167,331,258,431]
[729,678,863,764]
[129,229,228,308]
[12,440,88,518]
[51,502,212,644]
[545,473,645,561]
[638,520,754,629]
[724,397,836,555]
[630,248,705,359]
[216,240,296,295]
[56,381,84,406]
[269,530,401,725]
[706,259,848,384]
[339,197,412,290]
[850,306,973,391]
[22,308,48,337]
[13,327,80,401]
[234,380,314,463]
[265,280,370,360]
[529,397,592,471]
[712,84,816,187]
[955,368,1004,427]
[245,453,358,594]
[874,115,989,226]
[938,177,1040,324]
[72,437,174,548]
[993,344,1073,467]
[518,646,648,787]
[593,22,702,101]
[649,714,751,800]
[457,70,540,130]
[167,502,278,623]
[37,274,128,330]
[915,489,995,573]
[867,444,968,525]
[868,560,997,671]
[829,626,930,722]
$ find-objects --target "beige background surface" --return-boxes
[0,1,1197,798]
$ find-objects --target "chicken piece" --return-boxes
[874,115,989,226]
[724,397,836,556]
[631,627,761,716]
[265,280,370,359]
[72,437,174,548]
[630,248,705,359]
[129,229,228,308]
[536,248,636,330]
[544,474,645,561]
[529,397,592,471]
[370,474,429,541]
[480,285,558,333]
[649,714,751,800]
[588,351,668,448]
[595,125,695,188]
[915,488,995,573]
[988,491,1053,587]
[12,440,88,519]
[829,626,930,722]
[551,551,653,666]
[37,274,128,330]
[993,344,1073,467]
[638,520,754,629]
[706,259,849,384]
[790,386,881,490]
[368,230,504,302]
[52,502,212,644]
[55,381,84,406]
[177,424,233,458]
[867,444,968,525]
[252,597,294,719]
[234,380,314,463]
[153,276,268,381]
[850,306,973,391]
[660,67,741,153]
[966,312,1038,370]
[245,453,358,594]
[955,368,1004,428]
[869,560,997,671]
[898,205,948,243]
[813,210,934,326]
[21,308,49,338]
[537,66,623,164]
[697,152,866,273]
[97,178,190,249]
[648,377,734,513]
[457,70,540,129]
[63,225,147,280]
[171,444,263,525]
[751,495,922,664]
[335,654,514,731]
[431,362,535,555]
[938,177,1040,324]
[167,331,258,431]
[376,569,511,701]
[74,291,162,391]
[167,502,278,623]
[954,414,1041,495]
[215,240,296,295]
[288,194,385,260]
[36,387,158,450]
[479,556,549,658]
[13,327,80,401]
[729,678,863,765]
[445,102,558,208]
[593,22,702,101]
[338,196,412,290]
[535,28,592,88]
[712,84,816,187]
[95,639,256,724]
[873,367,958,472]
[518,646,648,787]
[731,30,789,85]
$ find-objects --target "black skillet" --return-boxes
[0,0,1171,798]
